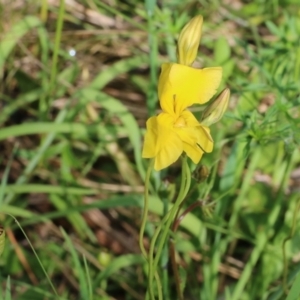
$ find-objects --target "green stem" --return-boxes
[154,157,191,270]
[139,159,154,259]
[138,160,162,300]
[170,200,206,300]
[147,156,191,298]
[154,158,191,271]
[161,198,170,300]
[147,206,172,299]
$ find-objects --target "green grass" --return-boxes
[0,0,300,299]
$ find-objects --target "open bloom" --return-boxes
[142,65,221,170]
[142,15,223,171]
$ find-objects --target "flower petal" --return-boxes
[158,63,222,114]
[182,142,204,164]
[142,116,158,158]
[195,126,214,153]
[154,134,182,170]
[157,64,176,115]
[154,113,183,170]
[176,123,213,154]
[142,113,183,170]
[175,110,213,153]
[180,110,202,127]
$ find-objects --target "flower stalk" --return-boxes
[140,14,229,299]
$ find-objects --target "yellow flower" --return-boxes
[142,108,214,171]
[142,15,223,171]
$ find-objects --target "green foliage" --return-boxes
[0,0,300,299]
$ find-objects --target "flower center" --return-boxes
[174,116,186,128]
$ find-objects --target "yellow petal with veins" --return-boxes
[195,126,214,153]
[142,114,183,171]
[158,63,222,115]
[154,135,182,170]
[176,125,213,154]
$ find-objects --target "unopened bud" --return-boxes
[201,88,230,126]
[177,15,203,66]
[192,164,210,183]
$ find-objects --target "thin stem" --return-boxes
[173,201,204,233]
[139,160,162,300]
[170,201,204,300]
[148,156,191,298]
[147,208,172,300]
[153,158,191,271]
[155,272,163,300]
[161,198,170,300]
[139,159,154,259]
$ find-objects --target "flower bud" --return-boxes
[192,164,210,183]
[177,15,203,66]
[201,88,230,126]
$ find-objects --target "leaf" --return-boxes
[179,265,187,296]
[286,271,300,300]
[0,122,123,141]
[5,276,11,300]
[219,141,247,192]
[61,228,90,300]
[89,55,148,90]
[0,89,42,125]
[50,194,95,241]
